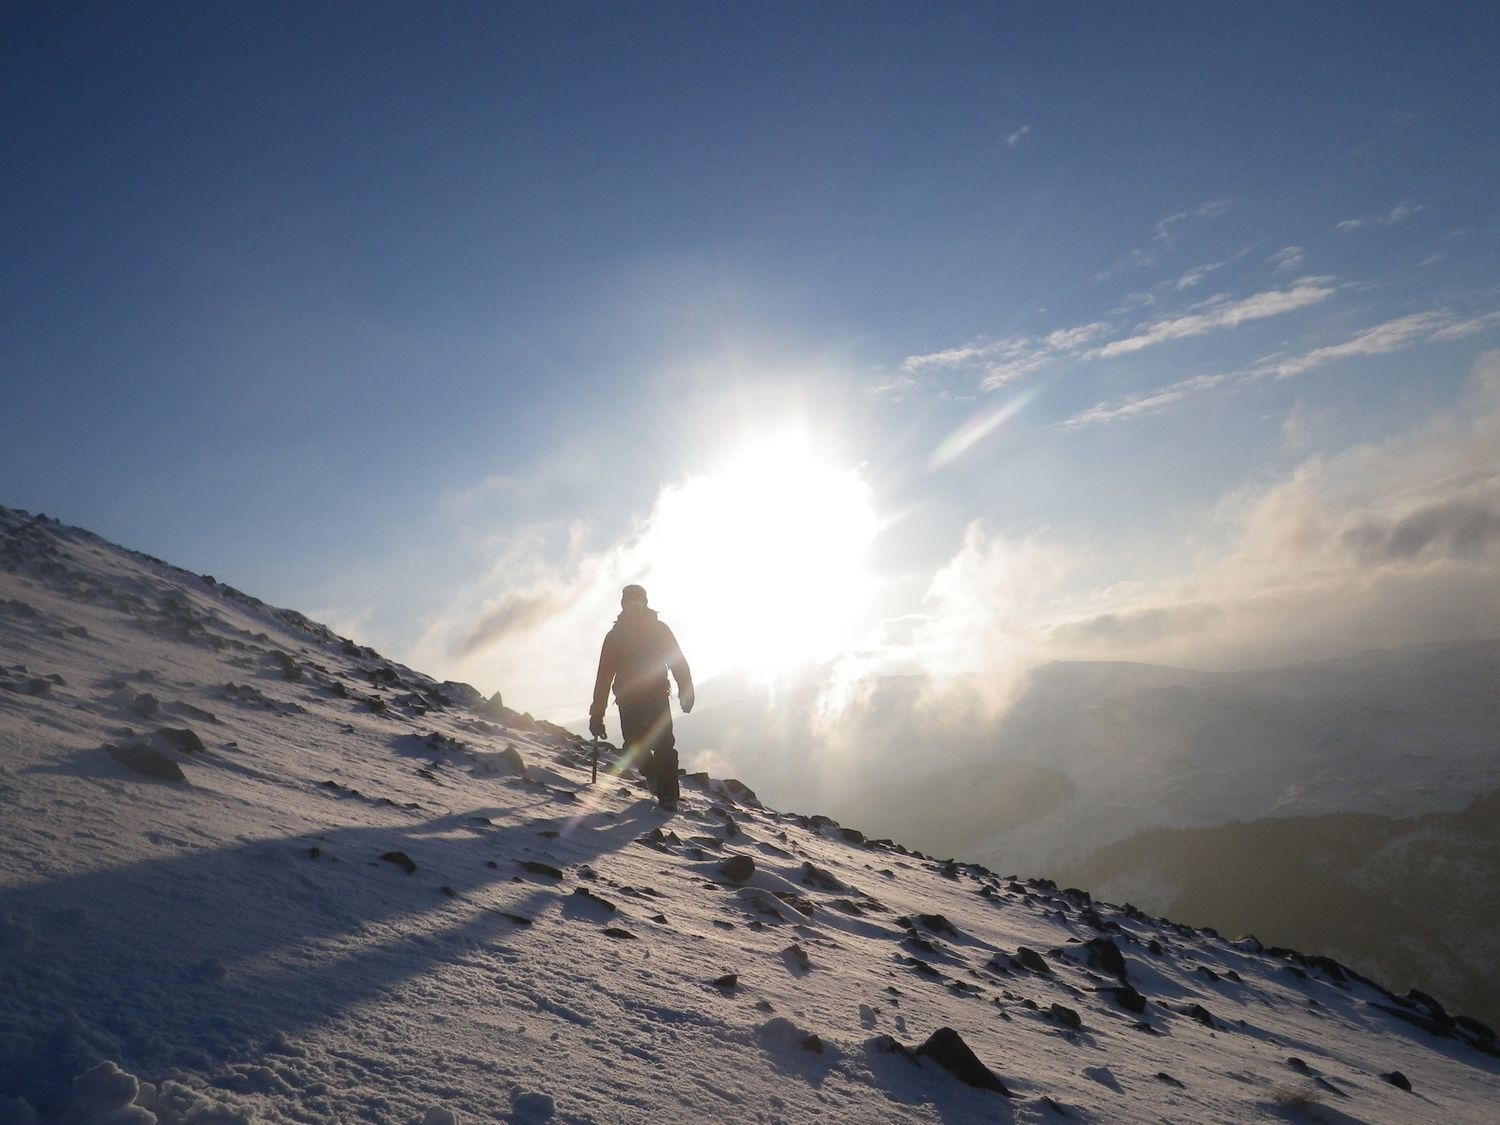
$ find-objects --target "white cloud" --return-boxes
[1059,373,1232,431]
[1173,249,1247,290]
[1336,200,1424,232]
[1431,310,1500,342]
[1387,200,1422,224]
[1007,124,1030,148]
[1059,306,1500,429]
[1096,198,1233,280]
[901,322,1113,391]
[1272,310,1452,378]
[1088,278,1338,360]
[1268,246,1306,272]
[1036,354,1500,669]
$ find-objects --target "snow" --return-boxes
[2,503,1499,1122]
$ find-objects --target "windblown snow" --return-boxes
[1,505,1497,1123]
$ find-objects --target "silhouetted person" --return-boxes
[589,584,694,810]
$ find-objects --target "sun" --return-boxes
[638,430,879,681]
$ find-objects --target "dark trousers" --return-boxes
[618,697,678,804]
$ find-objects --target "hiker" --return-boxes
[589,584,694,810]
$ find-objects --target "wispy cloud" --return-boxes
[1173,248,1248,290]
[1154,198,1233,243]
[1059,374,1233,431]
[1006,124,1030,148]
[1271,310,1449,378]
[1062,307,1500,429]
[1045,353,1500,667]
[899,322,1112,391]
[1337,200,1424,232]
[1096,198,1233,280]
[453,587,570,657]
[1268,246,1306,272]
[902,279,1342,399]
[1088,278,1338,360]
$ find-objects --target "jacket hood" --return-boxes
[614,604,659,626]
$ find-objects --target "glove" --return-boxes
[679,687,694,714]
[589,715,606,739]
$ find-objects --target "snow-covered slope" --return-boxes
[3,504,1498,1124]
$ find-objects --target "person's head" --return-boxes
[621,584,648,608]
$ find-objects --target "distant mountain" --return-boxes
[1051,787,1500,1032]
[688,643,1500,1030]
[4,502,1498,1121]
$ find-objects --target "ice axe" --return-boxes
[590,736,612,784]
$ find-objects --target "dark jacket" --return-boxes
[590,604,693,721]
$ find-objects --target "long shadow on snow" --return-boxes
[0,781,657,1113]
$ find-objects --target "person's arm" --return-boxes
[662,624,694,712]
[589,633,615,734]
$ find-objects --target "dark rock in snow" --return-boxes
[1016,947,1051,974]
[1383,1070,1412,1092]
[1050,1003,1083,1030]
[1155,1071,1185,1087]
[105,742,185,782]
[712,973,738,991]
[799,862,844,891]
[1083,936,1128,980]
[1184,1003,1216,1029]
[154,727,205,754]
[915,1027,1012,1096]
[520,860,564,879]
[571,887,617,913]
[782,944,811,973]
[497,744,526,775]
[719,855,755,883]
[1102,984,1147,1013]
[379,851,417,874]
[604,927,637,940]
[133,692,160,717]
[915,913,959,937]
[270,650,302,681]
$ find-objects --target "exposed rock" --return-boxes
[915,1027,1012,1096]
[799,863,844,891]
[1083,936,1127,980]
[1184,1003,1216,1028]
[133,692,160,717]
[571,887,617,913]
[379,851,417,874]
[1016,947,1051,974]
[722,778,761,806]
[711,973,738,991]
[1102,984,1147,1013]
[718,855,755,883]
[782,944,811,972]
[155,727,206,754]
[520,860,564,879]
[1383,1070,1412,1092]
[269,650,302,681]
[498,744,527,775]
[915,913,959,937]
[105,742,185,782]
[1050,1003,1082,1030]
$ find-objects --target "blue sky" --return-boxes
[5,2,1499,721]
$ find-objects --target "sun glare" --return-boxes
[640,431,879,681]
